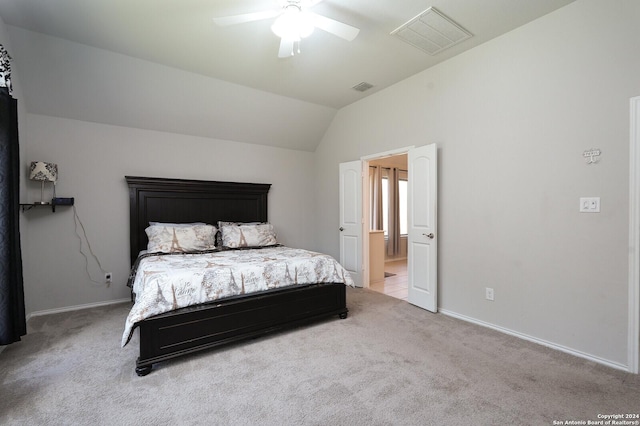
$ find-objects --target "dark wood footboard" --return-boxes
[135,282,348,376]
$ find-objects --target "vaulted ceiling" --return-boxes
[0,0,576,151]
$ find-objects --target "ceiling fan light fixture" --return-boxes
[271,4,315,40]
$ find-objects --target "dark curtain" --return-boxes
[0,86,26,345]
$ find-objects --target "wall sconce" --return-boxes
[29,161,58,204]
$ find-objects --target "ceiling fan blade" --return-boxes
[309,13,359,41]
[278,38,295,58]
[305,0,325,7]
[213,9,280,26]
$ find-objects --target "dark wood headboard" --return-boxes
[125,176,271,266]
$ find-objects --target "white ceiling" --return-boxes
[0,0,575,108]
[0,0,576,151]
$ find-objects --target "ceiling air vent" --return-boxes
[391,7,471,56]
[352,82,374,92]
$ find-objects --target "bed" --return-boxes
[124,176,350,376]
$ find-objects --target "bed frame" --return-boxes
[126,176,348,376]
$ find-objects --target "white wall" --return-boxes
[315,0,640,368]
[22,114,316,314]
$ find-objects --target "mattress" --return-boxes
[122,246,353,346]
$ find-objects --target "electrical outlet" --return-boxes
[105,272,112,284]
[485,287,494,301]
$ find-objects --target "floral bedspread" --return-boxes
[122,246,353,346]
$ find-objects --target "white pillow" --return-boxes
[145,224,217,253]
[218,222,277,248]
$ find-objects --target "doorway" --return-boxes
[340,143,438,311]
[370,259,408,300]
[367,154,408,301]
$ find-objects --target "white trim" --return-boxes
[629,96,640,374]
[361,146,414,161]
[360,160,370,288]
[440,308,629,372]
[26,298,130,322]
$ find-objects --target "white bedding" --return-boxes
[122,246,353,346]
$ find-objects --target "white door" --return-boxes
[339,161,363,287]
[407,144,438,312]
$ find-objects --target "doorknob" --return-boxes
[339,227,344,231]
[423,233,434,239]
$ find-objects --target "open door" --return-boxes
[407,144,438,312]
[339,161,363,287]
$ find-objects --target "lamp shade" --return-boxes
[29,161,58,182]
[271,5,314,40]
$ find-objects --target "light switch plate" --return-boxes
[579,197,600,213]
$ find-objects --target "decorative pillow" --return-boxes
[218,222,277,248]
[145,224,217,253]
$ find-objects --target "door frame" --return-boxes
[361,146,415,290]
[628,95,640,374]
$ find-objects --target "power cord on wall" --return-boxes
[73,205,110,287]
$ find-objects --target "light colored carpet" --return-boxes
[1,287,638,425]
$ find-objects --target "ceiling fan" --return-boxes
[213,0,360,58]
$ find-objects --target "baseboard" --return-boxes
[26,298,131,322]
[439,308,630,373]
